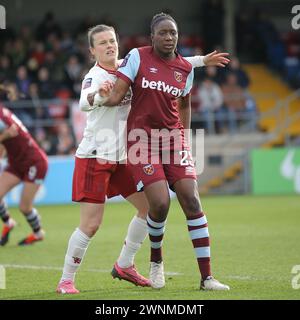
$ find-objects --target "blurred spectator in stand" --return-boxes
[10,38,27,68]
[55,122,76,155]
[60,32,75,53]
[30,42,46,68]
[223,56,250,88]
[73,36,89,64]
[221,73,247,133]
[37,67,56,99]
[15,65,31,98]
[64,55,83,97]
[46,34,66,77]
[0,56,14,82]
[28,83,51,125]
[48,89,71,121]
[43,51,64,84]
[35,127,57,155]
[198,65,223,85]
[73,67,89,98]
[3,82,34,127]
[19,25,34,52]
[197,77,224,134]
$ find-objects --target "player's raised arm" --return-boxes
[185,50,230,68]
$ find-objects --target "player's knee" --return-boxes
[136,210,147,219]
[81,221,101,237]
[82,226,98,237]
[181,195,201,214]
[19,203,32,214]
[135,203,149,219]
[89,225,99,237]
[151,200,170,218]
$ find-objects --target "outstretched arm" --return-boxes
[185,50,230,68]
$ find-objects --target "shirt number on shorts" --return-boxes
[28,166,37,180]
[179,150,193,166]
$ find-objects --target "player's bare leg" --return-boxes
[112,192,151,287]
[18,182,44,245]
[0,172,20,246]
[78,202,104,237]
[57,202,104,294]
[174,178,229,291]
[143,180,170,289]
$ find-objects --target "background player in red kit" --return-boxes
[0,103,48,246]
[99,13,230,290]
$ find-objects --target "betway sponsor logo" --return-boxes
[142,77,183,97]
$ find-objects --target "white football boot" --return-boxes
[201,276,230,291]
[150,261,165,289]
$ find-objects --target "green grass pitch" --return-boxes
[0,195,299,300]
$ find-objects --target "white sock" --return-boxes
[117,216,147,268]
[61,228,91,282]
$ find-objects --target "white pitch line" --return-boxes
[226,275,252,280]
[2,265,272,280]
[2,264,109,273]
[2,264,183,276]
[165,272,183,276]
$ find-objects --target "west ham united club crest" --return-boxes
[174,71,183,82]
[143,164,155,175]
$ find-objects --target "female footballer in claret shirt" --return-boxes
[0,89,48,247]
[99,13,230,290]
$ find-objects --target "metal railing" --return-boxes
[2,98,75,129]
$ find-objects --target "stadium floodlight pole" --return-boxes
[224,0,236,55]
[0,5,5,30]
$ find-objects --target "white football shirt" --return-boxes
[76,62,131,161]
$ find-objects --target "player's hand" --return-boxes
[6,124,19,138]
[99,80,114,97]
[203,50,230,67]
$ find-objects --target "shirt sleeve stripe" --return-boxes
[116,71,133,84]
[182,69,194,97]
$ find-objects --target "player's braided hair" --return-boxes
[150,12,178,34]
[88,24,116,47]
